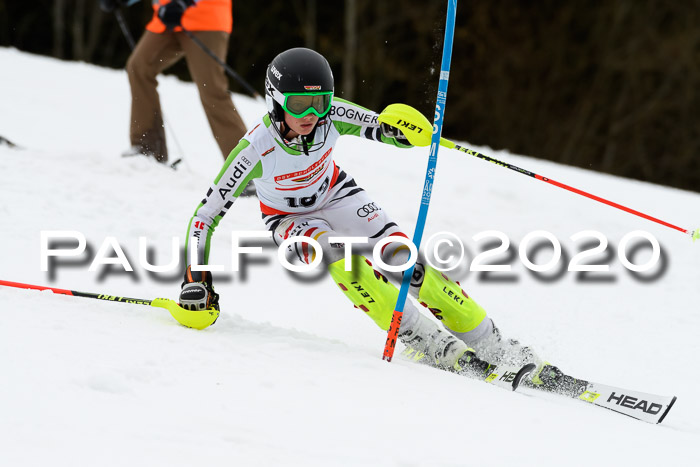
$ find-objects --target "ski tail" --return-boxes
[526,365,677,424]
[577,382,677,424]
[658,396,677,424]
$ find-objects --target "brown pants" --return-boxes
[126,30,247,162]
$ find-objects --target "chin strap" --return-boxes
[280,121,292,140]
[301,125,319,155]
[279,121,319,155]
[275,116,333,155]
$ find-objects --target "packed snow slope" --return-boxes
[1,48,700,467]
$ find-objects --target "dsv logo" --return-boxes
[356,203,381,218]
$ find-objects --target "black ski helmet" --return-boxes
[265,48,334,123]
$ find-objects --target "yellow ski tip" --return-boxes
[150,298,219,330]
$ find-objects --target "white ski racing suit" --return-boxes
[184,97,503,370]
[185,97,412,261]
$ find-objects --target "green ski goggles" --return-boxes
[281,92,333,118]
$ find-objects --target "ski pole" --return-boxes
[440,140,700,240]
[0,280,218,330]
[379,103,699,241]
[381,0,459,362]
[180,27,264,102]
[111,8,186,165]
[114,9,136,49]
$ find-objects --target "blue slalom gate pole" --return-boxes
[383,0,458,361]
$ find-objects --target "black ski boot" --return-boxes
[455,349,495,378]
[529,364,589,398]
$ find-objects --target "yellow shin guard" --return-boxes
[417,266,487,333]
[328,256,399,331]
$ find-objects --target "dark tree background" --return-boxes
[2,0,699,190]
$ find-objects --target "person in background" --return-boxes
[100,0,248,169]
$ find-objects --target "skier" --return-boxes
[178,47,569,388]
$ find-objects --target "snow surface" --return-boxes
[1,47,699,466]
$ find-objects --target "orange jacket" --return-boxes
[146,0,233,34]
